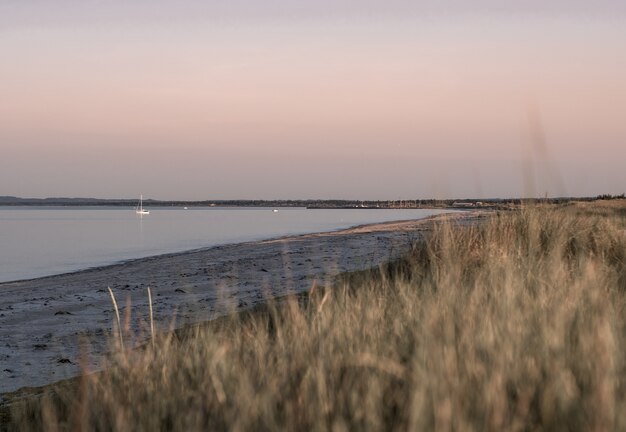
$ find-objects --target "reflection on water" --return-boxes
[0,206,453,283]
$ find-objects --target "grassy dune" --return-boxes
[6,201,626,431]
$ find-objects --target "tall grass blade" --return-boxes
[147,286,155,349]
[107,286,124,351]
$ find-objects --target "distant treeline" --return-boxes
[0,195,622,208]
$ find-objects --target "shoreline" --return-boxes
[0,209,460,285]
[0,211,485,395]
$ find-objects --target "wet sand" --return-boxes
[0,211,483,394]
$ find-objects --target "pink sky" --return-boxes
[1,2,625,199]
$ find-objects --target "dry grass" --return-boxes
[6,201,626,431]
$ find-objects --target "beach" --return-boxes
[0,211,482,395]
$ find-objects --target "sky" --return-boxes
[1,1,625,200]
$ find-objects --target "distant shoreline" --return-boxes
[1,195,610,210]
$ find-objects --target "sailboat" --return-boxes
[135,194,150,215]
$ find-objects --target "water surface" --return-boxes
[0,206,452,283]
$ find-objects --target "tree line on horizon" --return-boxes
[0,194,623,208]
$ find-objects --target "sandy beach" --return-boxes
[0,211,483,395]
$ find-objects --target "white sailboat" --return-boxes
[135,194,150,215]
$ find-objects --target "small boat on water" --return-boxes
[273,209,279,213]
[136,195,150,215]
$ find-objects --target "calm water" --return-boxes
[0,206,452,283]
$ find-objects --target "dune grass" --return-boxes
[6,201,626,431]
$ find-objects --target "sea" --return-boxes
[0,206,453,283]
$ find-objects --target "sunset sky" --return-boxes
[1,1,625,200]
